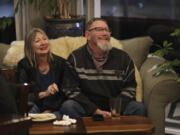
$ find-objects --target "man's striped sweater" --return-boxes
[63,44,136,115]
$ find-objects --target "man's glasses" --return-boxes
[88,27,111,33]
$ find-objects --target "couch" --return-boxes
[0,36,180,135]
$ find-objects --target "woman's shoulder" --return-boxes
[17,57,33,72]
[18,57,30,65]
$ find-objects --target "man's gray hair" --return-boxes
[85,18,109,31]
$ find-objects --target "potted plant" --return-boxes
[15,0,85,38]
[15,0,73,19]
[153,29,180,82]
[0,17,12,30]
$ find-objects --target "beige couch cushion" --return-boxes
[0,43,10,68]
[3,36,153,102]
[121,36,153,70]
[3,37,123,66]
[3,41,24,68]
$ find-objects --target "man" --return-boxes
[62,18,146,117]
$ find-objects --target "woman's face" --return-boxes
[32,32,50,55]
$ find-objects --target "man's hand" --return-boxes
[42,110,51,113]
[94,109,111,117]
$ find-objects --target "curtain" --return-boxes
[14,0,48,40]
[14,0,30,40]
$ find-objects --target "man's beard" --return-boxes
[97,42,112,52]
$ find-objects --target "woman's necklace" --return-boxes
[39,65,50,74]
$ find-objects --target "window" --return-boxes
[101,0,180,20]
[0,0,15,44]
[0,0,14,17]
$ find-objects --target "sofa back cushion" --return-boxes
[0,43,10,68]
[121,36,153,70]
[3,36,152,68]
[3,37,123,67]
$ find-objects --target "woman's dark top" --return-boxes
[39,70,57,111]
[16,54,68,112]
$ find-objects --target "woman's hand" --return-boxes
[39,83,59,99]
[47,83,59,95]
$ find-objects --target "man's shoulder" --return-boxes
[110,47,133,63]
[71,44,87,55]
[111,47,129,56]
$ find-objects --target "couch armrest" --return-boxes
[140,55,180,135]
[140,55,180,106]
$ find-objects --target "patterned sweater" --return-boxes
[62,44,136,115]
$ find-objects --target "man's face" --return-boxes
[85,20,111,51]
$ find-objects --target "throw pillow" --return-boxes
[120,36,153,70]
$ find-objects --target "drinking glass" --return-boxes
[109,97,122,118]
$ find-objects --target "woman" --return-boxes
[16,28,68,117]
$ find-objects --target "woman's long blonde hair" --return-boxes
[24,28,53,67]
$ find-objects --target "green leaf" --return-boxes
[176,78,180,82]
[153,49,167,57]
[171,59,180,66]
[6,18,12,26]
[163,40,172,48]
[163,40,168,47]
[0,17,13,30]
[170,29,180,37]
[153,59,180,78]
[156,61,172,72]
[1,21,6,30]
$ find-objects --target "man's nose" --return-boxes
[102,30,110,35]
[102,29,111,34]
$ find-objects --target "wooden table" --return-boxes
[30,116,154,135]
[0,114,32,135]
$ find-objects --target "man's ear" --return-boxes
[85,31,90,40]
